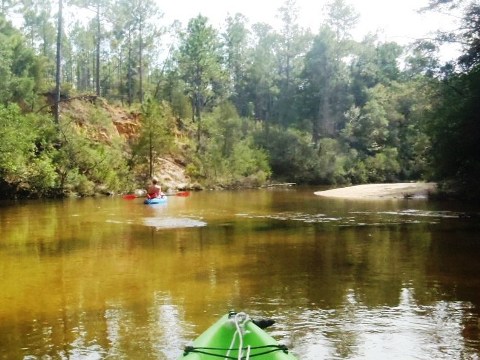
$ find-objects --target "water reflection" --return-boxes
[287,289,472,359]
[238,209,466,226]
[0,190,479,359]
[142,217,207,229]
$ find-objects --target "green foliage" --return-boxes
[456,2,480,70]
[189,103,271,187]
[405,41,440,77]
[342,80,432,182]
[159,72,193,120]
[364,148,401,182]
[301,25,353,141]
[222,13,251,117]
[2,1,478,198]
[55,133,127,196]
[0,17,42,106]
[345,150,368,184]
[274,1,312,126]
[350,37,403,106]
[109,0,162,103]
[0,104,36,180]
[28,154,58,195]
[254,127,348,184]
[177,15,227,116]
[231,140,270,180]
[131,99,176,177]
[0,104,60,196]
[243,23,279,123]
[342,99,390,154]
[315,138,348,184]
[426,66,480,198]
[63,168,95,195]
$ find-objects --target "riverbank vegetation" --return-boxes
[0,0,478,200]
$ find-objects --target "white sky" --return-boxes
[157,0,462,60]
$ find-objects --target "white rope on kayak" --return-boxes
[225,328,238,359]
[245,345,251,359]
[225,312,250,360]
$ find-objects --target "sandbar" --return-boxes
[314,183,437,200]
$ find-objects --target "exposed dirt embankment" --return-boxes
[60,96,192,190]
[315,183,437,200]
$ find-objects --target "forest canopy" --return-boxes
[0,0,479,200]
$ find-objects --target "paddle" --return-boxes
[161,191,190,197]
[122,191,189,199]
[122,194,137,200]
[169,191,190,197]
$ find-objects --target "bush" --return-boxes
[364,147,401,182]
[191,104,272,186]
[254,127,349,184]
[0,104,36,189]
[28,155,58,196]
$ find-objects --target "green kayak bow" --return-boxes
[180,311,298,359]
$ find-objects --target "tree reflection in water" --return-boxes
[0,190,479,359]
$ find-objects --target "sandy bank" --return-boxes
[314,182,437,200]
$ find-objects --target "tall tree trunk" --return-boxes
[118,55,124,105]
[195,92,202,151]
[149,131,153,177]
[95,0,100,96]
[127,31,132,107]
[55,0,63,125]
[139,16,143,103]
[322,95,333,136]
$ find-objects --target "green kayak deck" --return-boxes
[179,312,297,359]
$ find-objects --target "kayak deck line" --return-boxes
[183,344,290,358]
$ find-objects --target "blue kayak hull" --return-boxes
[144,197,167,204]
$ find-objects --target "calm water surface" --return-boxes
[0,187,479,359]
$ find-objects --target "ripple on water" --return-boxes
[264,288,477,360]
[237,212,342,223]
[143,217,207,229]
[236,209,467,227]
[351,209,464,219]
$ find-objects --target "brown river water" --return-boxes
[1,187,479,359]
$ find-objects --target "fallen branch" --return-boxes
[263,182,296,188]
